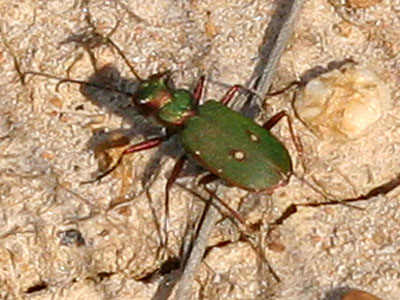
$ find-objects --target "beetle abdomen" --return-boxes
[180,101,292,191]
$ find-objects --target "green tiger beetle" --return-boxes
[83,69,298,226]
[23,62,297,227]
[22,39,400,235]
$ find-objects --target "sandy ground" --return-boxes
[0,0,399,299]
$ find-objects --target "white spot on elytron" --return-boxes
[250,133,259,142]
[194,150,201,156]
[233,150,245,161]
[217,168,223,173]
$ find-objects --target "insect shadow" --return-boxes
[47,12,199,191]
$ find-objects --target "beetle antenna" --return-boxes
[22,71,134,97]
[106,37,143,82]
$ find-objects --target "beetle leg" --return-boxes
[199,174,247,225]
[163,155,188,245]
[198,173,219,185]
[220,85,242,106]
[193,77,243,106]
[263,111,303,157]
[166,155,187,198]
[263,111,286,130]
[266,81,302,97]
[193,76,206,104]
[82,137,165,184]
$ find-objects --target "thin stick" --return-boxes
[253,0,305,96]
[174,200,219,300]
[244,0,305,118]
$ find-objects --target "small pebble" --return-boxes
[294,63,391,140]
[346,0,382,9]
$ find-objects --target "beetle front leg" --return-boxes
[83,137,165,184]
[220,85,242,106]
[193,77,242,106]
[193,76,206,104]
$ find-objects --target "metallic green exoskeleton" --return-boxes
[180,100,291,191]
[130,73,292,193]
